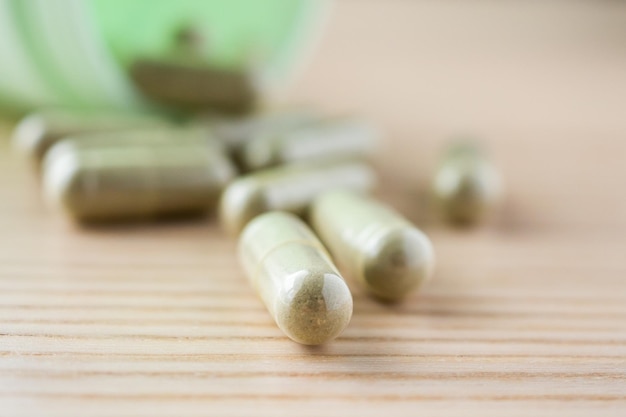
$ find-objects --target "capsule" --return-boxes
[433,142,502,225]
[239,211,353,345]
[48,125,216,152]
[196,107,318,152]
[238,117,379,171]
[310,190,435,301]
[220,159,377,236]
[11,108,170,162]
[43,140,236,222]
[130,59,257,114]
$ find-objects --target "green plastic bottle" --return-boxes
[0,0,329,114]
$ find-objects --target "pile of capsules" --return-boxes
[12,106,501,345]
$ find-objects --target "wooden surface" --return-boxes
[2,2,626,416]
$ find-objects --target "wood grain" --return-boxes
[1,1,626,416]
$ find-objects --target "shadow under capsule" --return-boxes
[398,180,536,236]
[65,209,218,233]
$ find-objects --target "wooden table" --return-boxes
[2,2,626,416]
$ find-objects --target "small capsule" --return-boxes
[196,107,318,152]
[219,159,377,236]
[433,142,502,225]
[130,59,258,114]
[11,108,170,162]
[239,211,353,345]
[310,190,435,302]
[238,117,379,171]
[43,140,236,222]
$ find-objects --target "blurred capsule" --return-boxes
[49,125,215,152]
[433,142,502,225]
[129,23,258,114]
[11,107,170,162]
[43,140,236,222]
[130,59,258,114]
[239,117,379,171]
[220,159,377,236]
[196,107,318,152]
[310,190,435,301]
[239,211,353,345]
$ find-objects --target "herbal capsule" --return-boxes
[310,190,435,301]
[196,107,318,152]
[11,108,170,162]
[239,211,353,345]
[220,159,377,236]
[43,140,236,222]
[239,117,379,171]
[47,125,216,152]
[433,142,502,225]
[130,59,257,114]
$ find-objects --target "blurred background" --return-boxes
[292,0,626,131]
[287,0,626,234]
[3,0,625,126]
[1,0,626,268]
[1,1,625,244]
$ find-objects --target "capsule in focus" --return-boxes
[219,159,377,236]
[310,190,435,301]
[238,117,379,171]
[11,107,170,162]
[433,142,502,225]
[43,140,236,222]
[239,211,353,345]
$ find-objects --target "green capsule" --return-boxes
[239,117,379,171]
[129,24,258,114]
[433,142,502,225]
[239,211,353,345]
[219,159,377,236]
[130,59,258,114]
[310,190,435,302]
[11,108,171,163]
[43,140,236,222]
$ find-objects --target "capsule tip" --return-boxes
[434,161,502,225]
[275,270,353,345]
[219,179,268,236]
[42,143,82,216]
[12,113,47,157]
[239,132,278,171]
[362,227,435,301]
